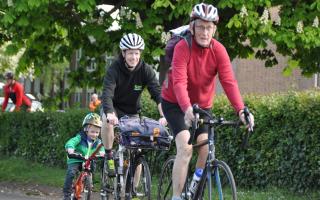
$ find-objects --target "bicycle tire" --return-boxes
[199,159,237,200]
[101,161,118,200]
[125,157,152,200]
[83,175,92,200]
[157,155,175,200]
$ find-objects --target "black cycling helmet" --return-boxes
[4,71,14,80]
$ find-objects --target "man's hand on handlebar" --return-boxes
[238,107,254,132]
[184,106,195,127]
[158,116,168,126]
[107,112,119,125]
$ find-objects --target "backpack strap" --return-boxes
[164,31,192,88]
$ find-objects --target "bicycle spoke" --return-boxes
[202,160,237,200]
[157,156,175,200]
[126,158,151,200]
[101,160,117,200]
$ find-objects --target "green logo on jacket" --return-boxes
[134,85,142,91]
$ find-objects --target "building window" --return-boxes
[87,58,96,72]
[74,92,81,103]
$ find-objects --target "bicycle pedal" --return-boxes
[100,192,107,197]
[103,186,114,193]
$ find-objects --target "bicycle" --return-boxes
[101,116,172,200]
[157,104,253,200]
[68,143,104,200]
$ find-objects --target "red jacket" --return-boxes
[2,81,31,112]
[161,38,244,113]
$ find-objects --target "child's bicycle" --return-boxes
[68,143,104,200]
[157,104,253,200]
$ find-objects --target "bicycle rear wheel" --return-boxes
[200,159,237,200]
[125,157,151,200]
[157,156,175,200]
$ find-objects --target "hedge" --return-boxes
[0,90,319,192]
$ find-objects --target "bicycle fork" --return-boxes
[117,145,127,198]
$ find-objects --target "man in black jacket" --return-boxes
[101,33,166,175]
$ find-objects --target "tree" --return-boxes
[0,0,319,88]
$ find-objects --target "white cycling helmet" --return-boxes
[119,33,145,50]
[190,3,219,24]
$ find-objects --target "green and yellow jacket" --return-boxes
[65,131,105,164]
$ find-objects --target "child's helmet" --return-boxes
[82,113,102,128]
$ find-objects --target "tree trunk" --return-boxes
[59,73,65,110]
[68,51,77,107]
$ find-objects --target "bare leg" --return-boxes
[195,133,208,169]
[172,130,193,197]
[101,113,114,149]
[133,164,142,189]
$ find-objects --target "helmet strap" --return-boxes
[125,62,135,70]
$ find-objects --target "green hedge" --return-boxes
[0,109,87,167]
[0,90,319,192]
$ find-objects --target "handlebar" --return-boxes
[188,104,239,145]
[67,153,85,160]
[67,143,104,161]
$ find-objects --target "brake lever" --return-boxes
[188,112,199,145]
[241,107,253,149]
[243,107,253,132]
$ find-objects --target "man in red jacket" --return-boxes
[161,3,255,200]
[2,72,31,112]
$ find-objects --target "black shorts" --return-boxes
[161,99,212,138]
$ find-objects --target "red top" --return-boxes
[2,81,31,112]
[161,38,244,113]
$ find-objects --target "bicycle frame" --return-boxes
[72,143,103,199]
[193,122,217,200]
[115,144,129,198]
[192,117,238,200]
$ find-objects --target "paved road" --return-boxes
[0,187,101,200]
[0,184,61,200]
[0,190,58,200]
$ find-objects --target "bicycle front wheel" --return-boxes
[125,157,151,200]
[200,159,237,200]
[101,160,118,200]
[157,156,175,200]
[83,175,92,200]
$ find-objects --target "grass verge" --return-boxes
[0,156,65,187]
[0,156,319,199]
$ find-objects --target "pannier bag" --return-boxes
[119,116,171,150]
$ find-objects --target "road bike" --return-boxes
[158,104,253,200]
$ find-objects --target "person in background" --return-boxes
[89,93,101,112]
[1,71,31,112]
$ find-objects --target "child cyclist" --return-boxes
[63,113,105,200]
